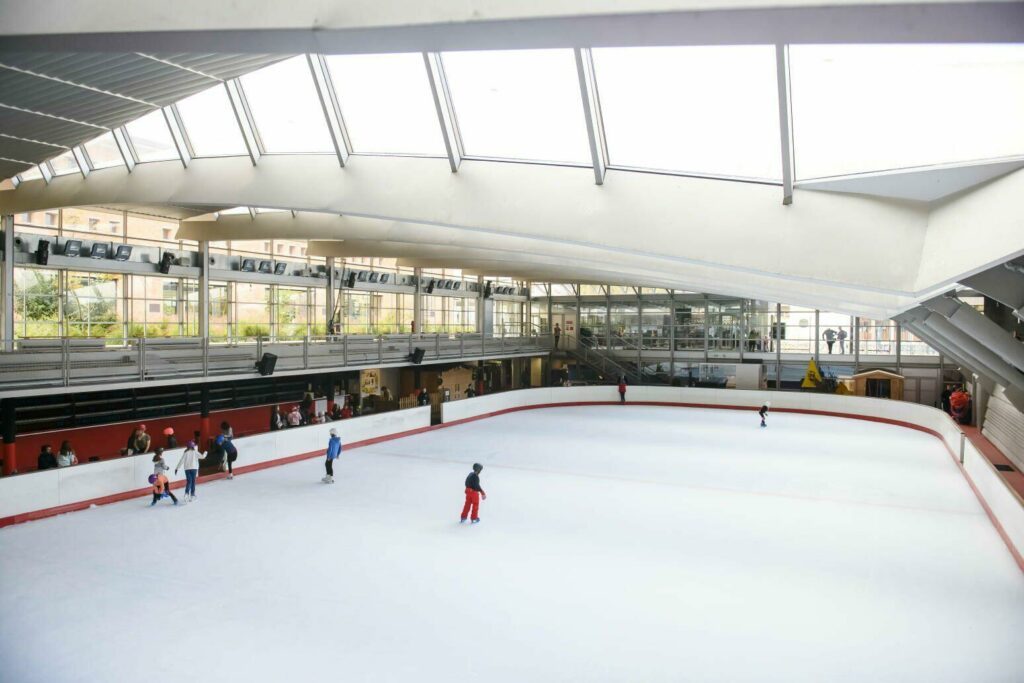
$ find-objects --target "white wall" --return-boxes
[444,386,1024,565]
[0,407,431,523]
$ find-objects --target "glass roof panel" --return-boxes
[176,85,246,157]
[83,132,123,169]
[19,166,43,181]
[592,46,782,180]
[125,110,178,162]
[240,56,334,154]
[441,49,591,164]
[325,53,445,156]
[791,44,1024,179]
[48,150,79,176]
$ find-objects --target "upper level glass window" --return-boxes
[592,46,782,180]
[176,85,246,157]
[326,53,445,156]
[790,44,1024,178]
[48,150,79,176]
[240,56,334,154]
[125,110,178,162]
[83,132,123,169]
[441,49,591,164]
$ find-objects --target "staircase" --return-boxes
[557,334,652,385]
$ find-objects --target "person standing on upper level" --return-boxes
[553,323,562,349]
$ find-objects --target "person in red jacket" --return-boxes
[460,463,486,524]
[618,377,627,403]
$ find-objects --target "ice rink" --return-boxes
[2,405,1023,683]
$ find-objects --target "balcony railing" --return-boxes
[0,332,552,393]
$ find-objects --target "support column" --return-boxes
[324,374,336,414]
[636,289,643,381]
[199,385,211,447]
[775,302,782,388]
[895,321,902,375]
[668,290,676,381]
[1,399,16,476]
[703,294,709,363]
[814,309,820,364]
[325,256,336,336]
[198,240,209,340]
[1,214,14,351]
[413,268,422,334]
[854,316,861,373]
[477,275,485,334]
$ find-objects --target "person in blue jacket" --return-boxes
[322,428,342,484]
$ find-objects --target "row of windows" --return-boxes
[19,45,1024,184]
[11,269,523,340]
[542,301,937,357]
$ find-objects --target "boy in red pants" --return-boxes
[460,463,486,524]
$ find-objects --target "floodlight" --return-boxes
[114,245,132,262]
[274,262,288,275]
[258,260,273,274]
[63,240,82,257]
[240,259,256,272]
[89,243,108,259]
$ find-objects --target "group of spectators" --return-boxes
[36,441,78,470]
[269,393,362,431]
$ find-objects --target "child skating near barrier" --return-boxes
[148,473,177,506]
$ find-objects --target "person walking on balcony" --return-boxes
[553,323,562,349]
[460,463,486,524]
[822,328,837,354]
[175,441,203,502]
[837,328,848,354]
[322,428,342,484]
[618,377,627,404]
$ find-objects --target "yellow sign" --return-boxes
[801,359,823,388]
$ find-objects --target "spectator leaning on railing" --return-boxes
[57,441,78,468]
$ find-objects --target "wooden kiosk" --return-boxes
[852,369,904,400]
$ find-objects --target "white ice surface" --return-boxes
[1,406,1022,683]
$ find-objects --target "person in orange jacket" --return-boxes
[149,472,178,507]
[950,386,971,424]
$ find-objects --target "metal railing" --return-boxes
[0,331,553,393]
[560,333,648,384]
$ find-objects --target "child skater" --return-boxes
[149,472,178,506]
[174,440,203,502]
[759,401,771,428]
[460,463,487,524]
[322,428,341,484]
[152,449,169,476]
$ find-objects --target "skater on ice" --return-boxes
[460,463,487,524]
[152,449,169,476]
[174,441,203,502]
[149,472,178,506]
[759,401,771,428]
[323,428,341,483]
